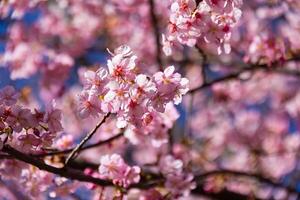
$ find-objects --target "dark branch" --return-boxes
[2,145,162,190]
[193,185,264,200]
[149,0,163,71]
[2,145,113,187]
[189,57,300,94]
[2,145,299,199]
[195,0,203,5]
[194,170,299,195]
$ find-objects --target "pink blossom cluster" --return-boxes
[98,154,141,188]
[0,159,54,199]
[1,0,105,101]
[190,74,300,181]
[20,166,53,198]
[125,102,179,147]
[2,23,74,101]
[78,45,189,129]
[163,0,243,55]
[159,155,196,198]
[245,34,286,65]
[2,0,300,199]
[0,86,63,153]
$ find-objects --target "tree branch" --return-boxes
[34,132,124,157]
[194,169,299,195]
[2,145,299,199]
[189,57,300,94]
[149,0,163,71]
[192,185,264,200]
[64,113,111,166]
[2,145,113,187]
[2,145,163,190]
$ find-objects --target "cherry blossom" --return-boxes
[1,1,300,199]
[163,0,242,55]
[0,86,19,106]
[99,154,141,188]
[78,46,189,130]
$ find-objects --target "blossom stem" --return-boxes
[64,113,111,166]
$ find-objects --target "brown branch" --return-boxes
[34,132,124,157]
[2,145,113,187]
[64,113,111,166]
[189,65,263,94]
[2,145,299,199]
[192,185,264,200]
[148,0,163,71]
[194,170,299,195]
[195,0,203,5]
[189,57,300,94]
[2,145,162,190]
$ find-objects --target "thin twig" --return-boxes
[189,65,262,94]
[34,132,123,157]
[64,113,111,166]
[149,0,163,71]
[189,57,300,94]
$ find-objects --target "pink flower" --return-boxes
[162,34,174,56]
[77,46,188,132]
[159,155,195,198]
[78,90,103,118]
[16,131,42,153]
[163,0,242,55]
[54,134,74,150]
[82,68,109,92]
[246,34,286,65]
[5,105,36,132]
[152,66,189,112]
[43,101,63,133]
[99,154,141,188]
[131,74,156,102]
[165,173,196,197]
[122,166,141,188]
[103,81,130,112]
[0,86,19,106]
[124,101,152,128]
[99,154,127,179]
[107,46,137,81]
[159,155,183,175]
[140,189,163,200]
